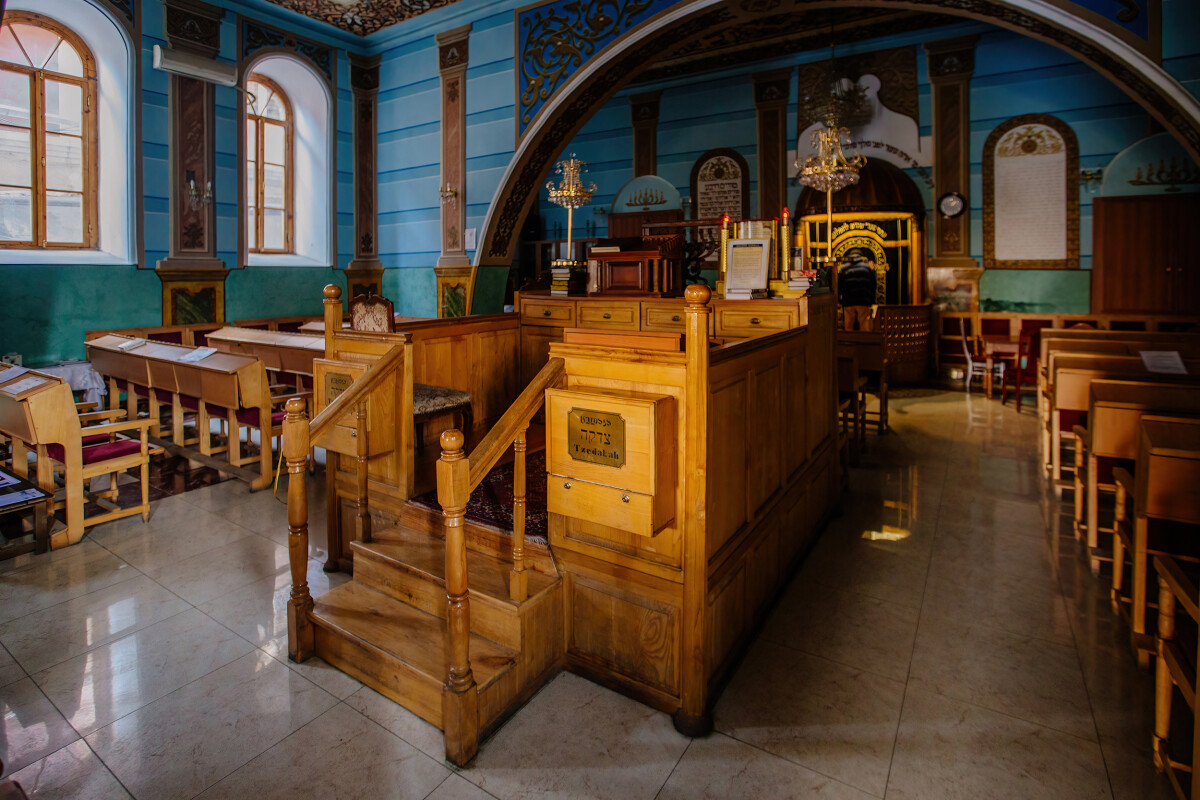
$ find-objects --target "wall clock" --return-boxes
[938,192,966,218]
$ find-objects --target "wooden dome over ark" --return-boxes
[795,158,925,221]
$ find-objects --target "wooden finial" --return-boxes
[684,284,712,307]
[441,428,465,456]
[323,284,342,300]
[285,397,306,415]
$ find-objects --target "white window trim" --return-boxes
[244,55,333,268]
[0,0,135,265]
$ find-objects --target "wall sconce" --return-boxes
[439,182,458,209]
[185,171,212,211]
[1080,167,1104,195]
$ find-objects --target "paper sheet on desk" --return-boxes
[178,347,217,363]
[0,473,20,489]
[0,488,44,508]
[1141,351,1188,375]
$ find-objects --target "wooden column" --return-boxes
[674,283,712,737]
[346,54,383,300]
[630,91,661,178]
[435,25,472,317]
[753,68,791,220]
[925,36,979,270]
[156,0,228,324]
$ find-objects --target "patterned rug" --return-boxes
[413,450,549,543]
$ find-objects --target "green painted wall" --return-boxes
[978,270,1091,313]
[0,265,161,365]
[225,267,339,321]
[383,267,437,318]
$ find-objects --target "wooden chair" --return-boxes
[350,292,396,333]
[837,345,866,462]
[1000,329,1038,412]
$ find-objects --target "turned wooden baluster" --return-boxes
[284,398,315,662]
[437,428,479,765]
[510,423,529,602]
[1152,571,1175,772]
[355,399,371,544]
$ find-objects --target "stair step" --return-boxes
[311,582,518,727]
[351,531,557,649]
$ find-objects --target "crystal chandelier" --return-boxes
[546,154,597,268]
[798,126,865,264]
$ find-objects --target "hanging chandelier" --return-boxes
[798,126,865,194]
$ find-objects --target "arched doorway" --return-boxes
[472,0,1200,311]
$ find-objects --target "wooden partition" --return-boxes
[874,303,933,384]
[546,291,839,729]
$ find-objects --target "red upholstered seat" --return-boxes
[234,407,287,427]
[1059,409,1086,433]
[178,394,200,411]
[47,438,142,465]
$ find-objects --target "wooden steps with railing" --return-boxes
[283,351,569,766]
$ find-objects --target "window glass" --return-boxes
[46,190,82,242]
[44,81,81,133]
[0,71,32,128]
[42,39,82,77]
[0,27,26,66]
[12,25,60,70]
[0,125,32,186]
[45,132,82,191]
[0,188,32,241]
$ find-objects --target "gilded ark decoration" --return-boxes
[242,20,332,80]
[983,114,1080,269]
[516,0,675,137]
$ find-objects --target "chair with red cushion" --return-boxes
[1000,329,1039,412]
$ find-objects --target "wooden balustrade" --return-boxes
[511,424,528,602]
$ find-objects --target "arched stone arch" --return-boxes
[472,0,1200,309]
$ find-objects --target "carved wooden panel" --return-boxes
[348,54,381,267]
[175,76,212,256]
[706,380,747,558]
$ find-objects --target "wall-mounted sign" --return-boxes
[567,407,626,468]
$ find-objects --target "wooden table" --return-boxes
[981,336,1018,399]
[205,327,324,376]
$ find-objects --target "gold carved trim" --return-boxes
[982,113,1080,270]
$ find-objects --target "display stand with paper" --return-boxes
[724,239,770,299]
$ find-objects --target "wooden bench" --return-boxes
[1073,381,1200,573]
[86,335,304,490]
[0,364,155,549]
[1112,416,1200,667]
[1152,553,1200,798]
[838,330,888,433]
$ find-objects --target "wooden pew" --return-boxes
[1073,380,1200,573]
[205,327,324,391]
[0,364,154,549]
[1152,553,1200,797]
[1044,353,1200,484]
[1112,416,1200,666]
[86,335,283,490]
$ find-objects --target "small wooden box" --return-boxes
[313,358,395,456]
[545,387,676,537]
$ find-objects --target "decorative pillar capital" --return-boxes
[924,36,979,83]
[163,0,223,57]
[437,24,471,74]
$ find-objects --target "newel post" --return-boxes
[322,284,342,355]
[437,428,479,765]
[284,398,315,663]
[675,284,713,737]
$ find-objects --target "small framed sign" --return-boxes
[725,238,771,296]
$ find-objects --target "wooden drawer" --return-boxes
[578,302,639,330]
[522,299,575,327]
[715,306,796,338]
[548,476,658,537]
[641,304,686,332]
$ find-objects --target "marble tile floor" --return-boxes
[0,391,1177,799]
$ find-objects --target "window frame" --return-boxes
[0,10,99,250]
[245,73,294,255]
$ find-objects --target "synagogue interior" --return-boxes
[0,0,1197,797]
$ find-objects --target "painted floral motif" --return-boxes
[263,0,458,36]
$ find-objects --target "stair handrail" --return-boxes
[435,355,565,766]
[467,357,565,488]
[282,342,406,665]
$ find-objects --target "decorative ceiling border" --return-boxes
[241,17,334,81]
[1040,0,1160,61]
[514,0,678,141]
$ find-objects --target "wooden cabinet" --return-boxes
[714,304,797,338]
[1093,195,1200,314]
[578,302,640,330]
[522,299,576,327]
[545,388,676,537]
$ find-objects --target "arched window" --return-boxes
[0,12,97,249]
[246,75,293,254]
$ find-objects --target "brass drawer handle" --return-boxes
[563,482,571,490]
[622,494,630,503]
[671,315,681,322]
[750,317,761,325]
[602,313,611,320]
[543,309,551,317]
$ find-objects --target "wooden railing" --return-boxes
[435,356,565,764]
[282,343,406,663]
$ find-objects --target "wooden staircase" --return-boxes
[309,523,562,730]
[281,352,569,766]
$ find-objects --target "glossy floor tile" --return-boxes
[0,391,1180,799]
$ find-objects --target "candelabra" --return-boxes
[439,183,458,209]
[185,174,212,211]
[545,154,596,268]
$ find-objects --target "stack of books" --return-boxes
[788,270,818,292]
[550,267,585,296]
